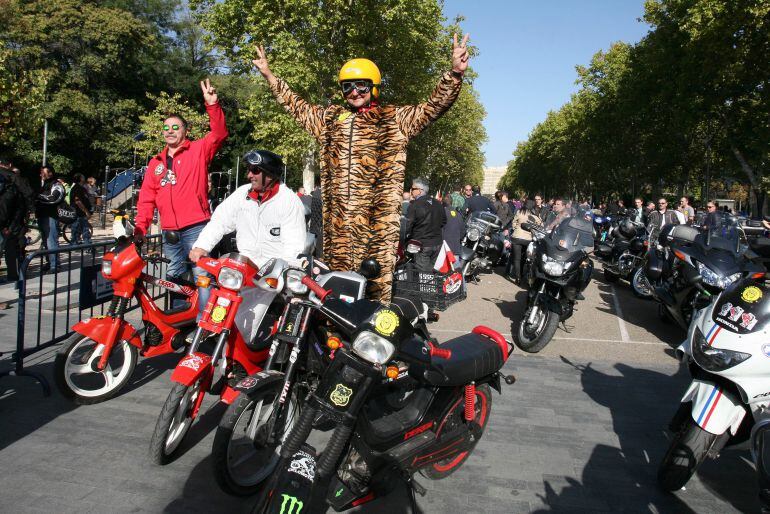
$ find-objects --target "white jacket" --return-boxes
[193,183,306,267]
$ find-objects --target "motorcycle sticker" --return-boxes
[719,302,733,317]
[741,286,763,304]
[237,376,258,389]
[443,272,463,294]
[179,354,203,372]
[154,164,165,175]
[287,449,316,482]
[374,309,399,337]
[329,383,353,407]
[210,305,227,323]
[728,305,745,322]
[740,312,758,331]
[279,494,304,514]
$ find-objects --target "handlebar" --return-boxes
[143,254,170,264]
[301,275,333,302]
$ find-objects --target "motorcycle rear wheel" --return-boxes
[631,267,653,299]
[657,418,718,491]
[54,333,138,405]
[212,383,299,496]
[516,303,559,353]
[421,384,492,480]
[149,379,203,465]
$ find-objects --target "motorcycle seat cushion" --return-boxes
[426,333,505,386]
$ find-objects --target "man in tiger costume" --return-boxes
[252,34,470,301]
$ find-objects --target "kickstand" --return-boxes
[405,475,426,514]
[560,321,574,333]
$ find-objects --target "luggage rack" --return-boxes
[392,266,466,311]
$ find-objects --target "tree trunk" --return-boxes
[302,146,317,193]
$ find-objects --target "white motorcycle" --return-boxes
[658,275,770,508]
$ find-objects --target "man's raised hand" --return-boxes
[200,78,218,105]
[451,33,470,75]
[252,45,272,78]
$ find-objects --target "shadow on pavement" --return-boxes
[540,356,759,513]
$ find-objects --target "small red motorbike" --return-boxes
[149,253,277,464]
[54,236,199,404]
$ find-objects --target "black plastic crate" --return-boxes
[392,267,466,311]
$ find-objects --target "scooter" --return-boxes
[54,236,199,404]
[253,273,514,513]
[148,252,283,464]
[658,275,770,510]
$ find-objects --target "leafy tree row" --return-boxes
[498,0,768,213]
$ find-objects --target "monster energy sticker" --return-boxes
[279,494,303,514]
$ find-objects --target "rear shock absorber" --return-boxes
[464,382,476,422]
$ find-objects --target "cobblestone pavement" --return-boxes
[0,265,760,513]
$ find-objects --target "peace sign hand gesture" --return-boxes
[252,45,273,79]
[451,33,470,75]
[200,78,218,105]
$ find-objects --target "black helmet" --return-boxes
[243,150,284,180]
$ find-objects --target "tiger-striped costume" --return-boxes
[269,72,462,301]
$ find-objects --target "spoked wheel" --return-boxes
[149,378,204,465]
[212,383,299,496]
[516,302,559,353]
[657,418,718,491]
[54,333,138,404]
[631,267,653,299]
[421,384,492,479]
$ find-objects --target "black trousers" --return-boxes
[414,245,440,273]
[4,232,24,281]
[507,239,530,279]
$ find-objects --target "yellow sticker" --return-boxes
[741,286,763,304]
[330,383,353,407]
[374,309,400,337]
[211,305,227,323]
[338,111,352,122]
[450,211,457,217]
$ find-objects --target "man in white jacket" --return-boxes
[189,150,307,342]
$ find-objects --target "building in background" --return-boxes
[482,166,506,195]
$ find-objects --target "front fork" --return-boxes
[527,282,546,325]
[96,296,131,370]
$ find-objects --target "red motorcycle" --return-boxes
[149,253,279,464]
[54,237,199,404]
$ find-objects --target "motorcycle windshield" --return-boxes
[700,213,742,254]
[550,215,594,257]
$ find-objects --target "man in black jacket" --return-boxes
[464,185,494,216]
[36,165,66,272]
[404,177,446,272]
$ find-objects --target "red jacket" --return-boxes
[134,102,228,235]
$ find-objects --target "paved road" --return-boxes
[0,263,760,513]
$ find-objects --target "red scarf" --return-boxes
[247,182,279,203]
[356,100,379,114]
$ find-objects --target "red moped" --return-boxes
[54,237,200,404]
[148,253,279,464]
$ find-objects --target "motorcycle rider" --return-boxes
[465,185,494,216]
[646,197,679,240]
[188,150,306,342]
[133,79,228,308]
[252,34,470,301]
[403,177,446,272]
[545,197,570,231]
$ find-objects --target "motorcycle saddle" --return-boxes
[424,333,505,387]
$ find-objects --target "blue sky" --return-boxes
[441,0,651,167]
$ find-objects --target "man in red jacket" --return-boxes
[134,78,228,307]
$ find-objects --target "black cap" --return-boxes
[243,150,284,179]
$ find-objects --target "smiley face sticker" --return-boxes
[741,286,763,304]
[374,309,400,337]
[211,305,227,323]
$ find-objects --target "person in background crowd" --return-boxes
[85,176,98,213]
[579,198,591,210]
[647,197,680,240]
[253,34,469,301]
[449,186,466,213]
[403,177,446,272]
[678,196,695,225]
[508,200,540,283]
[207,175,221,213]
[703,200,722,230]
[493,190,513,228]
[532,194,547,221]
[645,201,655,215]
[441,195,464,263]
[630,197,645,224]
[69,173,92,245]
[133,78,228,308]
[465,185,494,215]
[402,190,412,216]
[36,164,66,273]
[0,159,33,284]
[507,193,518,215]
[545,197,569,231]
[297,186,306,196]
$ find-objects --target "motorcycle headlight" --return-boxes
[101,259,112,276]
[352,331,395,365]
[218,267,244,290]
[541,254,566,276]
[697,262,740,289]
[286,269,308,295]
[691,326,751,372]
[467,227,481,242]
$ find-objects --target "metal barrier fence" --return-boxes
[0,235,166,395]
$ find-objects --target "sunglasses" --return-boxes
[341,80,372,95]
[707,205,716,209]
[163,124,181,131]
[411,187,421,191]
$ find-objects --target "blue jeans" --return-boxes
[70,217,92,245]
[39,216,59,269]
[163,224,209,313]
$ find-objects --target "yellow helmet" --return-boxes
[338,58,381,98]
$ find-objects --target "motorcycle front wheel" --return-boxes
[212,383,299,496]
[516,302,559,353]
[631,267,653,299]
[149,378,204,465]
[54,333,138,405]
[657,418,718,491]
[421,384,492,479]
